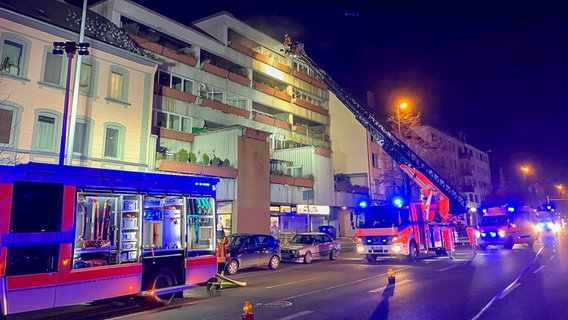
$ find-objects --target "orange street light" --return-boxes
[520,166,530,182]
[396,102,409,139]
[556,184,563,195]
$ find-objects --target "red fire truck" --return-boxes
[353,164,459,263]
[0,162,219,316]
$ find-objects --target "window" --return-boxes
[104,125,122,158]
[42,51,64,85]
[109,72,123,100]
[1,39,23,76]
[372,153,380,168]
[156,70,194,94]
[108,67,129,102]
[0,107,15,144]
[34,114,57,150]
[79,62,93,95]
[73,119,89,155]
[227,92,247,109]
[155,110,193,133]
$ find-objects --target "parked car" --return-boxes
[224,233,280,275]
[280,232,341,264]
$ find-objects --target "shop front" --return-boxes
[269,204,333,244]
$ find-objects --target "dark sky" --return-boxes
[132,0,568,191]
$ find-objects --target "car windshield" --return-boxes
[228,235,248,249]
[479,215,508,226]
[290,235,315,245]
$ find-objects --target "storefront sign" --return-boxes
[297,204,329,215]
[280,206,291,213]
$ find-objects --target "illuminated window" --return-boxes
[108,67,129,102]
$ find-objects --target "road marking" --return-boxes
[533,265,546,274]
[368,279,411,292]
[276,310,314,320]
[278,268,407,301]
[471,245,545,320]
[437,264,460,272]
[549,255,555,261]
[266,277,319,288]
[498,283,521,299]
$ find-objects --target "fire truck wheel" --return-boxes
[268,255,280,270]
[329,249,338,261]
[504,238,514,249]
[225,259,239,275]
[406,241,418,263]
[303,252,312,264]
[365,254,377,262]
[147,269,176,306]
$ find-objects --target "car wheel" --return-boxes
[329,249,338,261]
[303,252,312,264]
[225,259,239,275]
[406,241,418,263]
[268,255,280,270]
[527,239,535,247]
[365,254,377,262]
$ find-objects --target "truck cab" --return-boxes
[476,206,538,250]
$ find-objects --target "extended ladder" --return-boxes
[295,44,467,213]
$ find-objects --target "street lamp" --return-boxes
[52,41,89,165]
[556,184,564,195]
[520,166,530,182]
[396,102,408,139]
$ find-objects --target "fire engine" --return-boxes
[352,165,459,262]
[0,162,219,316]
[476,206,538,249]
[286,38,468,263]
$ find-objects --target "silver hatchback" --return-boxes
[280,232,341,264]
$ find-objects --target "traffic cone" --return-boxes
[387,268,395,284]
[242,300,254,320]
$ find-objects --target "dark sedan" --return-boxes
[224,233,280,275]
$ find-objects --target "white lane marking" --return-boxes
[266,277,319,289]
[279,268,407,301]
[276,310,315,320]
[471,245,545,320]
[437,264,460,272]
[368,279,411,292]
[498,283,521,299]
[549,255,555,261]
[533,265,546,274]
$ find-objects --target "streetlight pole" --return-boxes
[396,102,408,139]
[53,41,89,166]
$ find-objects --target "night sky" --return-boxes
[131,0,568,192]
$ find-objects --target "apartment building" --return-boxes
[411,125,492,211]
[0,0,156,170]
[90,0,337,239]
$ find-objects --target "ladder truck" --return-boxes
[288,40,468,261]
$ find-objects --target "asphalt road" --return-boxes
[7,234,568,320]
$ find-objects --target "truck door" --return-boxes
[1,181,70,314]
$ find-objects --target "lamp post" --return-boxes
[396,102,408,139]
[52,41,89,166]
[521,166,530,182]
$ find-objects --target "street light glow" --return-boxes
[400,102,408,109]
[521,166,529,173]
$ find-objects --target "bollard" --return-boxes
[242,300,254,320]
[466,227,477,253]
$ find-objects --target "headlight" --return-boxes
[498,230,506,237]
[392,244,402,252]
[356,245,365,253]
[292,250,299,255]
[534,224,543,232]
